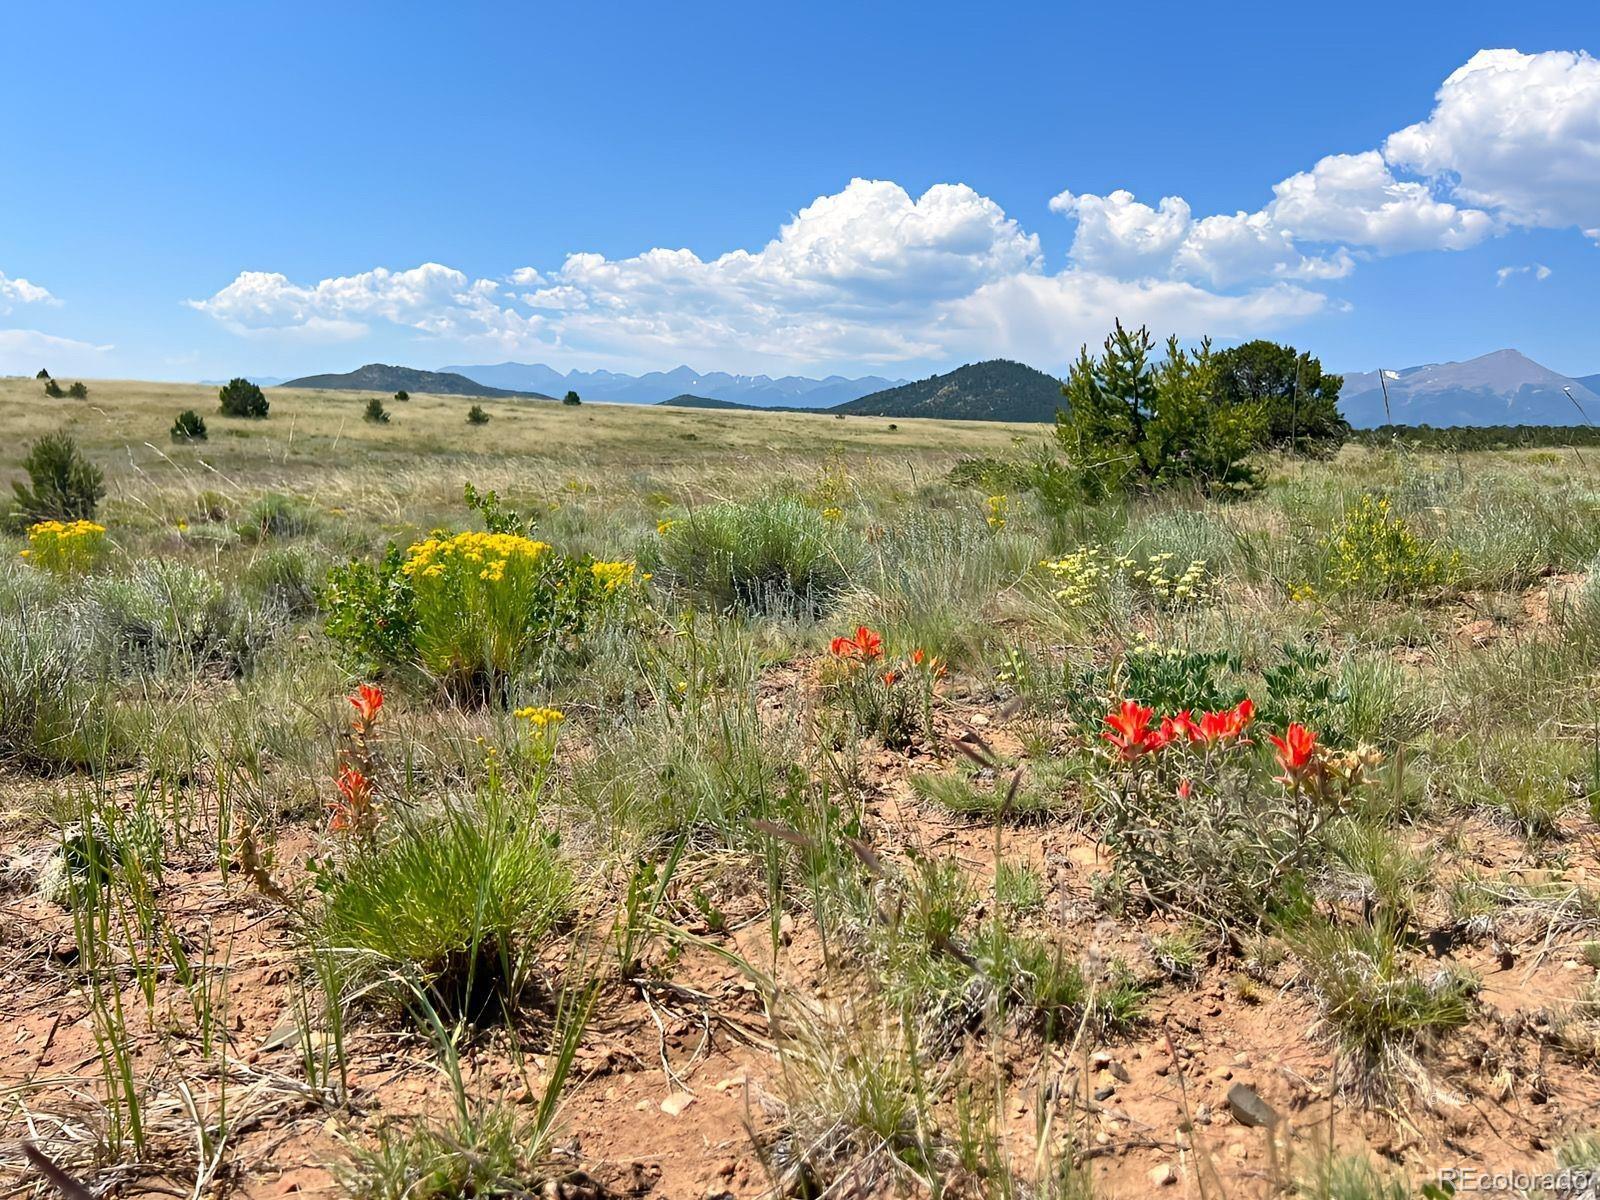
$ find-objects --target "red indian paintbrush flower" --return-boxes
[329,764,376,833]
[1103,699,1159,760]
[1267,722,1318,783]
[349,683,384,726]
[1193,697,1254,745]
[829,625,884,661]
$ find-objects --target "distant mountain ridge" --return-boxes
[1338,350,1600,427]
[280,364,554,399]
[440,361,905,407]
[835,360,1064,421]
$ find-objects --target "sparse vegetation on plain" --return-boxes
[2,368,1599,1199]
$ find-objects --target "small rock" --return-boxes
[1093,1085,1115,1101]
[661,1092,696,1116]
[1232,1052,1251,1067]
[1227,1082,1278,1129]
[970,713,990,728]
[1149,1163,1178,1187]
[1108,1062,1131,1083]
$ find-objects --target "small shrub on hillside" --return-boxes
[466,404,490,425]
[393,389,409,402]
[67,381,89,399]
[363,397,390,424]
[318,797,575,1020]
[170,409,208,441]
[35,368,49,380]
[11,431,105,523]
[218,376,269,418]
[21,520,107,575]
[652,495,861,616]
[42,378,64,398]
[562,390,581,406]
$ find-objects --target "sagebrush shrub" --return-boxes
[653,495,860,616]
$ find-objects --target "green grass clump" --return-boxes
[318,799,575,1021]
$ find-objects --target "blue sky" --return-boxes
[2,2,1596,382]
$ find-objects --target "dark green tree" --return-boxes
[466,404,490,425]
[35,368,49,380]
[1055,321,1264,496]
[12,431,106,522]
[218,377,269,418]
[562,390,582,406]
[1210,340,1347,456]
[43,378,64,398]
[67,381,89,399]
[363,397,390,424]
[394,390,409,402]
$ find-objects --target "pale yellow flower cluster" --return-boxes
[1040,546,1107,607]
[400,531,551,582]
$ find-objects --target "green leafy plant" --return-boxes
[466,403,489,425]
[363,397,391,424]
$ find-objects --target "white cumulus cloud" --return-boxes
[0,272,59,312]
[189,178,1321,371]
[1384,49,1600,238]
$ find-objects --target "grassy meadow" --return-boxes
[3,376,1600,1199]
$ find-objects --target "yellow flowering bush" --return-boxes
[1040,546,1108,607]
[983,494,1009,531]
[1324,495,1457,597]
[324,528,642,695]
[22,519,107,574]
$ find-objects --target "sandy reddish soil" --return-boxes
[3,638,1598,1198]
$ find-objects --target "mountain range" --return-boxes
[1338,350,1600,427]
[439,361,904,407]
[268,349,1600,429]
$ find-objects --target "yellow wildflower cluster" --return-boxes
[400,531,551,583]
[657,518,678,536]
[514,705,565,730]
[22,519,107,574]
[591,560,638,592]
[983,494,1009,531]
[820,506,844,523]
